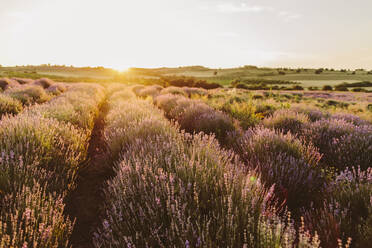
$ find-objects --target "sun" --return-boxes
[112,67,130,73]
[109,63,131,73]
[119,68,130,73]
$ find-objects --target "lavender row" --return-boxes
[0,83,105,247]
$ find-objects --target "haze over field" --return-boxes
[1,0,372,70]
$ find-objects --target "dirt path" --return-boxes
[65,101,114,248]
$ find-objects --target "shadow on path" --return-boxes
[65,101,114,248]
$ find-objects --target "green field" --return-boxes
[1,65,372,89]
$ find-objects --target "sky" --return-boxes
[1,0,372,70]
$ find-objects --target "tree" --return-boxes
[292,85,304,90]
[322,85,333,91]
[334,85,348,91]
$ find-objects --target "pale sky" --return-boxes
[1,0,372,70]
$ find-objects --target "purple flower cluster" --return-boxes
[262,109,310,135]
[154,93,235,145]
[236,127,325,212]
[303,118,372,170]
[330,112,371,126]
[304,167,372,247]
[137,85,163,98]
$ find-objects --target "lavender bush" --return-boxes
[27,84,105,130]
[303,119,372,171]
[0,154,54,198]
[0,113,88,192]
[160,86,188,96]
[236,127,325,211]
[330,113,371,126]
[33,78,55,89]
[109,89,135,101]
[105,96,178,161]
[5,85,51,105]
[46,83,67,95]
[130,84,145,96]
[11,77,34,85]
[154,93,180,118]
[137,85,163,98]
[290,105,327,122]
[305,167,371,248]
[0,183,73,248]
[0,78,20,90]
[155,94,235,145]
[182,87,207,97]
[329,167,372,247]
[95,135,282,247]
[262,109,310,135]
[0,94,23,117]
[177,102,235,144]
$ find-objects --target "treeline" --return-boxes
[233,83,304,91]
[232,78,299,85]
[159,76,222,89]
[231,78,302,90]
[335,81,372,88]
[306,81,372,92]
[120,75,223,89]
[329,81,372,92]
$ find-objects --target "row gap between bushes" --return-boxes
[65,99,114,248]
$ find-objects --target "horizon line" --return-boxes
[1,63,371,71]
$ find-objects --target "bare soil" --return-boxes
[65,101,114,248]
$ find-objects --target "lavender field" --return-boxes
[0,77,371,248]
